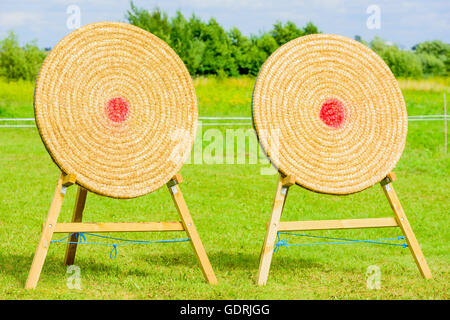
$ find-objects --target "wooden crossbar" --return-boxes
[51,222,185,233]
[257,172,432,285]
[277,217,398,232]
[25,172,217,289]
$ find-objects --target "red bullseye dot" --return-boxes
[105,97,129,123]
[319,98,345,128]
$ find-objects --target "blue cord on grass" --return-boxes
[274,232,408,253]
[51,232,190,259]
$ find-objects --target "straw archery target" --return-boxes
[34,22,197,198]
[252,34,407,195]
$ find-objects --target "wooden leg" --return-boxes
[381,175,432,279]
[168,174,218,285]
[257,174,294,285]
[64,187,88,265]
[25,173,68,289]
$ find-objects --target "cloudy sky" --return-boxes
[1,0,449,49]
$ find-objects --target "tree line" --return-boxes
[0,3,448,81]
[126,3,319,77]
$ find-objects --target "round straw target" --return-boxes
[34,22,197,198]
[252,34,407,195]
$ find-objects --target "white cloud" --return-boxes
[179,0,265,9]
[0,11,43,28]
[0,0,448,48]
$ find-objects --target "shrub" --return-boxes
[125,2,319,76]
[380,46,423,78]
[413,40,449,75]
[0,31,46,81]
[417,53,445,76]
[0,3,447,80]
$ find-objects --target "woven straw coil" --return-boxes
[34,22,197,198]
[252,34,407,195]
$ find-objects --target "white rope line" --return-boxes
[408,119,447,121]
[408,115,449,118]
[1,115,447,121]
[0,125,36,127]
[0,115,447,128]
[199,117,251,120]
[201,123,252,126]
[0,118,36,121]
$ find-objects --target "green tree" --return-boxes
[126,2,171,43]
[413,40,449,75]
[303,22,320,35]
[0,31,46,81]
[271,21,305,46]
[445,50,450,75]
[125,3,321,76]
[0,31,27,80]
[170,12,205,74]
[413,40,449,60]
[229,28,252,74]
[354,35,369,46]
[380,46,423,78]
[198,18,237,76]
[417,53,445,76]
[370,36,389,54]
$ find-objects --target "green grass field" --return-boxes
[0,77,448,299]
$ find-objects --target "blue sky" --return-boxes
[0,0,449,49]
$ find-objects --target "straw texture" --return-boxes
[252,34,407,195]
[34,22,197,198]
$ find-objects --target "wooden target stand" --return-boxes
[25,172,217,289]
[257,172,432,285]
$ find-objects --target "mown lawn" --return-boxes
[0,77,448,299]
